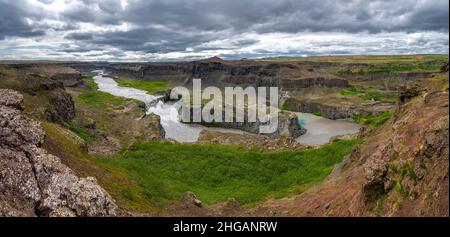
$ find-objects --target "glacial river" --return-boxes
[93,71,203,142]
[92,71,360,145]
[296,113,360,145]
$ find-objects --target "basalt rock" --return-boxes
[440,62,449,73]
[281,77,349,89]
[399,83,426,102]
[0,89,24,110]
[105,60,350,90]
[284,97,394,120]
[45,89,76,123]
[182,192,203,208]
[185,107,306,138]
[0,89,118,217]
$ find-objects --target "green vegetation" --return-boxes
[78,76,131,110]
[260,54,448,64]
[97,139,362,206]
[281,100,290,110]
[69,123,93,143]
[337,63,442,75]
[41,121,157,212]
[358,91,397,102]
[374,194,386,217]
[115,77,168,94]
[79,91,128,107]
[81,76,98,89]
[353,111,392,127]
[339,86,359,96]
[312,111,322,116]
[340,87,397,103]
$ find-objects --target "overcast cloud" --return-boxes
[0,0,448,61]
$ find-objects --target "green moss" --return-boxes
[68,124,93,143]
[97,139,362,206]
[115,77,168,94]
[353,111,392,127]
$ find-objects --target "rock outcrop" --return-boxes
[281,77,349,89]
[244,77,449,217]
[104,60,350,90]
[0,89,118,217]
[185,107,306,138]
[440,62,449,73]
[45,89,76,123]
[283,97,394,120]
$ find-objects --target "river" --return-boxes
[92,71,360,145]
[296,112,360,145]
[93,71,202,142]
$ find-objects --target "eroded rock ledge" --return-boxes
[0,89,118,217]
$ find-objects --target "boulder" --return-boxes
[182,191,202,208]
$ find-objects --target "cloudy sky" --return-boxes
[0,0,448,61]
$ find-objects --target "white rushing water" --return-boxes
[297,112,360,145]
[93,71,202,142]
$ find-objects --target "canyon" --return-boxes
[0,55,448,216]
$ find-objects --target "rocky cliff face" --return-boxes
[6,64,82,87]
[284,97,394,119]
[0,89,118,217]
[0,65,76,124]
[245,77,449,216]
[105,60,349,90]
[185,107,306,138]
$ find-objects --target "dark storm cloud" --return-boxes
[60,0,122,25]
[116,0,449,33]
[0,0,448,59]
[56,0,449,53]
[84,27,220,53]
[0,0,46,40]
[66,32,94,40]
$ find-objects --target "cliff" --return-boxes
[246,76,449,216]
[0,89,118,216]
[0,64,76,124]
[104,60,349,90]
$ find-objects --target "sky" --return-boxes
[0,0,448,61]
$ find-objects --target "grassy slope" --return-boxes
[97,139,362,207]
[339,87,397,103]
[41,113,362,213]
[78,76,131,109]
[353,111,393,127]
[260,54,447,75]
[114,77,168,94]
[73,76,148,147]
[41,121,157,212]
[259,54,447,64]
